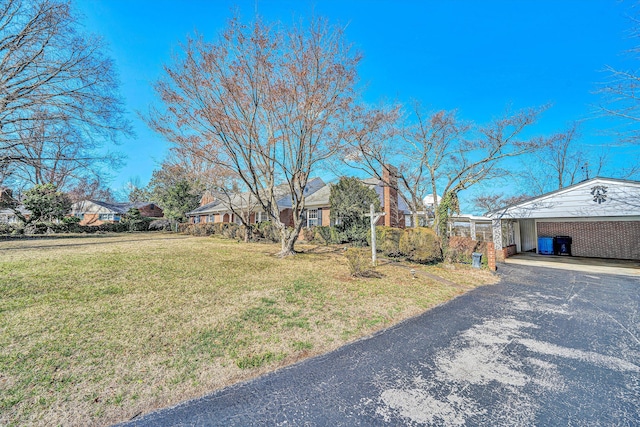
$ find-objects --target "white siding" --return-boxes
[519,219,536,252]
[494,179,640,219]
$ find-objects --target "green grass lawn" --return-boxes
[0,233,497,426]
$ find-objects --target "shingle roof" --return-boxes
[88,200,158,214]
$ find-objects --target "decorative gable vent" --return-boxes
[590,185,608,204]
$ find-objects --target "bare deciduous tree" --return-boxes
[147,16,362,256]
[347,103,549,234]
[0,0,130,188]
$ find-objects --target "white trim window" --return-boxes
[254,211,268,223]
[98,213,120,221]
[307,209,318,227]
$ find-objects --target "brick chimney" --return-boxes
[382,165,399,227]
[199,191,215,207]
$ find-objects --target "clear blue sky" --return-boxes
[74,0,639,202]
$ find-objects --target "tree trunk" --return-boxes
[278,226,298,257]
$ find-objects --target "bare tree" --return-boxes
[66,177,115,203]
[471,193,530,214]
[599,15,640,144]
[147,16,362,256]
[516,122,614,195]
[0,0,131,188]
[347,103,549,234]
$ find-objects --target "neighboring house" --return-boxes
[187,167,410,229]
[71,200,164,226]
[0,205,30,224]
[0,188,30,224]
[487,177,640,261]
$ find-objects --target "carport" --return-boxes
[488,177,640,261]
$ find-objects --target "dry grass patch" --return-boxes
[0,233,497,426]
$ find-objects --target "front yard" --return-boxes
[0,233,497,426]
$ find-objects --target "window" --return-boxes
[307,209,318,227]
[194,216,201,224]
[254,212,268,223]
[98,213,121,221]
[207,214,215,223]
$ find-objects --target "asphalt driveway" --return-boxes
[120,264,640,426]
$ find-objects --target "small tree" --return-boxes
[22,183,71,222]
[330,177,380,245]
[151,179,200,222]
[121,208,147,232]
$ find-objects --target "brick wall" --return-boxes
[138,204,164,218]
[537,221,640,260]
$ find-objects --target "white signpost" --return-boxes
[365,203,385,266]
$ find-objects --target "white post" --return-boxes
[370,203,377,266]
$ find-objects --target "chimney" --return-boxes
[199,191,215,207]
[382,165,399,227]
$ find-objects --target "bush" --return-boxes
[369,226,403,257]
[444,237,489,268]
[255,221,280,243]
[399,227,442,264]
[0,223,16,235]
[445,236,476,264]
[221,223,240,239]
[334,221,369,246]
[314,226,332,245]
[330,226,346,244]
[301,227,315,242]
[149,219,176,231]
[344,247,379,277]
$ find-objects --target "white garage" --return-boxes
[489,177,640,261]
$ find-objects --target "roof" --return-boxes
[186,178,326,216]
[72,200,159,214]
[488,177,640,219]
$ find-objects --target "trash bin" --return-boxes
[472,252,483,268]
[538,237,554,255]
[554,236,572,256]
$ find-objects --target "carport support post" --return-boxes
[470,220,477,241]
[492,218,503,264]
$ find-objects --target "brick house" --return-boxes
[186,178,326,226]
[487,177,640,261]
[186,167,409,228]
[71,200,164,226]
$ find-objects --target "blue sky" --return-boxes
[74,0,639,203]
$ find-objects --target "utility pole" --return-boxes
[365,203,385,266]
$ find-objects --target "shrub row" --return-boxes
[315,225,443,264]
[178,221,282,243]
[0,217,161,236]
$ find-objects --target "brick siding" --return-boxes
[537,221,640,260]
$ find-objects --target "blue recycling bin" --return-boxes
[538,237,554,255]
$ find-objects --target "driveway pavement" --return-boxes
[120,264,640,426]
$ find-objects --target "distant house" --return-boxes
[0,205,30,224]
[71,200,163,226]
[487,177,640,260]
[0,187,30,224]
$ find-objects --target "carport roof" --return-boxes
[487,177,640,220]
